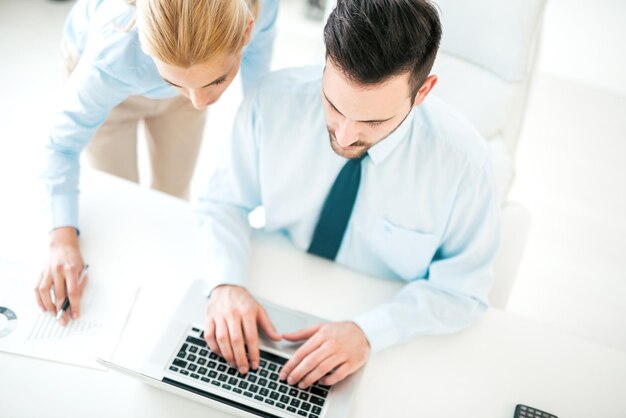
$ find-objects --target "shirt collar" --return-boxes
[366,110,415,165]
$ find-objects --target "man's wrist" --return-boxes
[49,226,79,247]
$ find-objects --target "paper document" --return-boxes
[0,258,138,370]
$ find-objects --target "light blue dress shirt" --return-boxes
[196,66,501,353]
[43,0,278,230]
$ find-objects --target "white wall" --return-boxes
[538,0,626,97]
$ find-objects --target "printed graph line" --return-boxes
[25,313,103,342]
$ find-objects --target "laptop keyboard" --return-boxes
[167,327,329,418]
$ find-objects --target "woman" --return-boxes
[35,0,278,323]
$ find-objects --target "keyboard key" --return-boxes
[222,384,232,390]
[228,377,238,385]
[176,351,186,359]
[192,327,200,333]
[199,349,208,357]
[197,358,207,366]
[270,391,279,400]
[188,364,197,372]
[309,415,319,418]
[244,391,253,398]
[190,373,199,379]
[268,363,277,371]
[258,378,268,387]
[208,361,217,369]
[187,354,197,362]
[249,384,259,393]
[233,388,242,394]
[259,369,269,378]
[218,374,228,382]
[237,372,247,380]
[299,392,309,401]
[260,388,269,397]
[189,346,198,353]
[254,395,263,402]
[227,368,237,376]
[180,370,189,376]
[186,336,206,347]
[201,377,210,383]
[270,373,279,381]
[218,364,227,372]
[247,374,258,383]
[198,367,207,375]
[181,343,189,352]
[289,388,298,397]
[169,366,179,372]
[218,357,227,364]
[312,406,322,414]
[208,371,218,379]
[260,350,288,366]
[209,352,218,360]
[211,380,221,387]
[298,411,307,417]
[290,398,301,408]
[287,406,297,413]
[173,359,187,368]
[301,402,311,411]
[268,382,278,390]
[310,396,324,406]
[280,395,290,404]
[278,385,288,394]
[265,399,275,406]
[276,402,286,409]
[239,381,248,390]
[310,386,328,398]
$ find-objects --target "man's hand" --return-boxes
[204,285,281,374]
[279,321,370,389]
[36,227,88,326]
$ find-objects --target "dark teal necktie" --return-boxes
[308,156,365,260]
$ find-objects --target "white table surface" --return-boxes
[1,169,625,418]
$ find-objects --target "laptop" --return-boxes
[98,279,364,418]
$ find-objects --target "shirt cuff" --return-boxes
[353,306,402,353]
[49,193,79,232]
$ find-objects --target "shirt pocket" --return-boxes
[371,218,439,280]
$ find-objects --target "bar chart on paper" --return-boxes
[25,313,103,342]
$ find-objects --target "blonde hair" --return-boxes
[131,0,258,67]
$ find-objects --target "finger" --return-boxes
[52,265,68,325]
[226,316,249,373]
[64,264,81,320]
[319,362,353,386]
[34,272,46,312]
[258,307,281,341]
[215,318,235,366]
[204,319,221,356]
[38,269,56,313]
[280,332,323,381]
[287,344,335,387]
[282,323,321,342]
[242,315,260,370]
[298,354,343,389]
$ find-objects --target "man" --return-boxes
[196,0,500,390]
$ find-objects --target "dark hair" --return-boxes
[324,0,442,100]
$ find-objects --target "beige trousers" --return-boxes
[61,40,207,200]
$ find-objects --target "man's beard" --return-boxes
[327,129,371,159]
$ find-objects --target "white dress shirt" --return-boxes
[196,66,500,352]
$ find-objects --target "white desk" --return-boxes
[1,169,625,418]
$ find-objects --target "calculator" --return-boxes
[515,404,558,418]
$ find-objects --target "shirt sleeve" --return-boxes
[240,0,279,93]
[353,160,501,352]
[42,47,134,231]
[194,88,262,290]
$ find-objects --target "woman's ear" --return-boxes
[243,17,254,46]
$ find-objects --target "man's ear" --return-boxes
[412,74,438,108]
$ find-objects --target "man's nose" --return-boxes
[334,119,359,147]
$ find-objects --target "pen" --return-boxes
[56,264,90,321]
